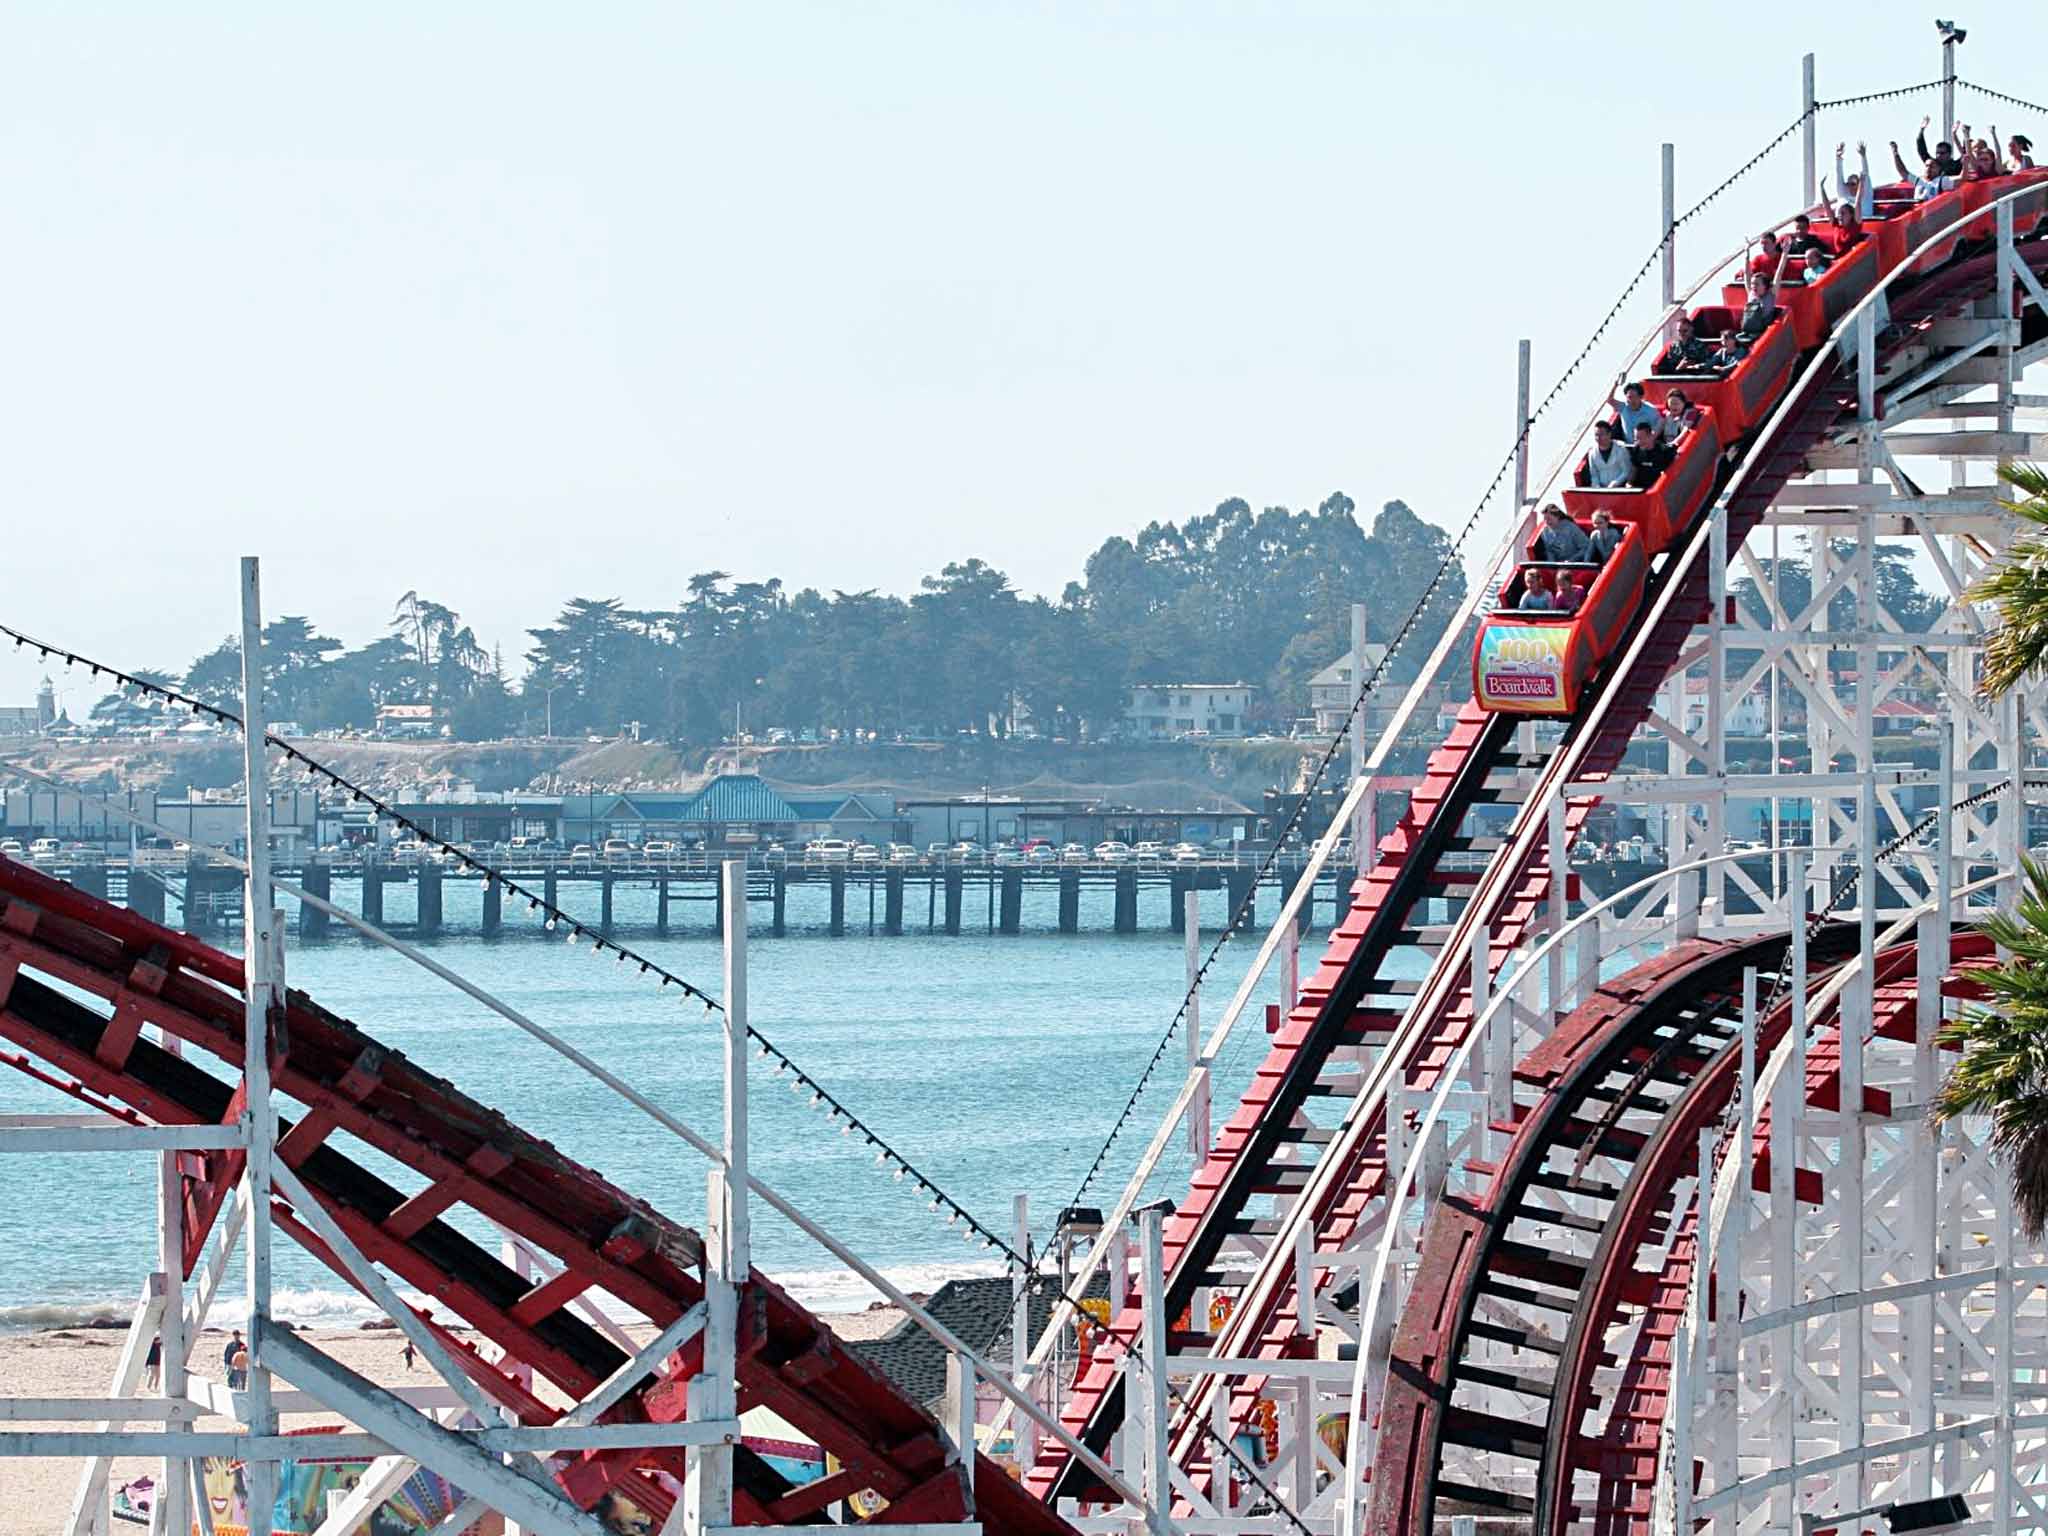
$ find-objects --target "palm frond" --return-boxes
[1938,857,2048,1238]
[1969,463,2048,697]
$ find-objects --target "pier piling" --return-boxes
[1058,870,1080,933]
[418,867,444,935]
[300,860,331,939]
[1226,867,1256,930]
[656,877,669,936]
[1114,870,1138,934]
[482,875,502,937]
[943,869,963,936]
[361,859,384,928]
[600,874,614,936]
[829,869,846,937]
[128,868,166,926]
[998,869,1022,934]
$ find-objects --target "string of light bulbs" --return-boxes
[0,620,1314,1535]
[0,619,1020,1259]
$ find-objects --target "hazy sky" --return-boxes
[3,1,2038,709]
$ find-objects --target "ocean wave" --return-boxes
[0,1260,1010,1337]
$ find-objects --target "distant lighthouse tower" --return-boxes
[34,677,54,732]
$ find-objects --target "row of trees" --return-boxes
[99,496,1470,743]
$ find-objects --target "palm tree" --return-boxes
[1938,462,2048,1234]
[1970,462,2048,697]
[1937,858,2048,1236]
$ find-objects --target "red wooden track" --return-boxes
[1366,926,1995,1533]
[1542,932,1996,1535]
[1029,221,2048,1508]
[0,854,1074,1536]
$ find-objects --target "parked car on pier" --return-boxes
[1133,842,1166,862]
[1060,842,1089,863]
[569,844,597,863]
[1171,842,1203,862]
[390,840,427,863]
[0,839,22,858]
[602,839,634,860]
[887,843,919,863]
[642,840,677,857]
[951,843,986,864]
[992,846,1024,865]
[1093,841,1133,862]
[807,839,853,862]
[1025,843,1057,863]
[852,844,882,863]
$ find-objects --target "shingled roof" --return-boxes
[850,1272,1110,1411]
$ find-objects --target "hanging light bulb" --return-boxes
[545,917,558,931]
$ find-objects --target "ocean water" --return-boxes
[0,874,1425,1329]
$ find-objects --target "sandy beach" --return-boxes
[0,1308,905,1535]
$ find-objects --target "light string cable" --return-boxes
[0,623,1315,1529]
[1049,81,1925,1220]
[0,620,1023,1258]
[1758,775,2013,1026]
[1956,79,2048,119]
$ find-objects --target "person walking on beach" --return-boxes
[144,1336,162,1391]
[402,1340,416,1371]
[224,1329,247,1391]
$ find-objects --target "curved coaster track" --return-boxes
[1369,926,1995,1531]
[1026,209,2048,1517]
[0,853,1075,1535]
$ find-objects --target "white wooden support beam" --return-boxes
[258,1327,604,1536]
[945,1350,976,1495]
[563,1302,705,1428]
[1185,891,1208,1159]
[1348,603,1368,867]
[1135,1206,1171,1536]
[1514,338,1533,507]
[1281,918,1299,1017]
[1465,923,1490,1107]
[1546,795,1567,1018]
[1660,143,1676,309]
[237,556,281,1536]
[0,1119,244,1152]
[266,1159,511,1433]
[309,1450,434,1536]
[681,1167,739,1536]
[719,858,750,1278]
[62,1273,168,1536]
[1291,1223,1314,1342]
[1012,1193,1036,1470]
[1800,54,1815,206]
[155,1099,189,1536]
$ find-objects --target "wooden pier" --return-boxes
[44,852,1355,940]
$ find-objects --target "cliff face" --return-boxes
[4,733,1321,809]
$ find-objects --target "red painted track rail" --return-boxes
[1031,224,2048,1507]
[1366,925,1994,1533]
[0,854,1073,1536]
[1542,932,1995,1535]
